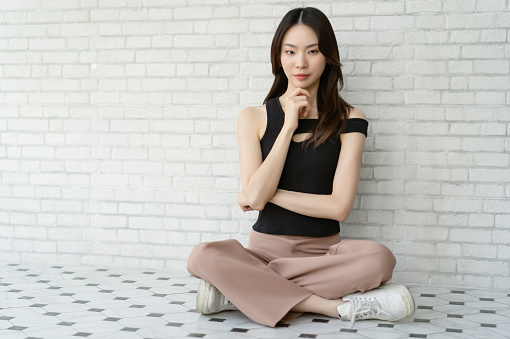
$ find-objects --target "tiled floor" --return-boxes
[1,262,510,339]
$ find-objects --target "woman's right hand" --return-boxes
[282,87,311,131]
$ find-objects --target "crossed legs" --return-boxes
[186,236,396,327]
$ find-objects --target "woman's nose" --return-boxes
[296,54,307,68]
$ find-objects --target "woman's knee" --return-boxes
[186,239,239,276]
[369,241,396,276]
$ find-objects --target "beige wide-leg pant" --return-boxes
[186,230,396,327]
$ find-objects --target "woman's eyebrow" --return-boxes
[283,43,318,48]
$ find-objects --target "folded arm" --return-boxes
[237,106,294,211]
[269,112,367,222]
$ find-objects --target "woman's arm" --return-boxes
[269,109,367,221]
[237,88,311,211]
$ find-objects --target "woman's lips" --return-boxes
[295,74,309,80]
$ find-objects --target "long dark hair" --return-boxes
[264,7,353,149]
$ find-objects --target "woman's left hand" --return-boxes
[238,191,253,212]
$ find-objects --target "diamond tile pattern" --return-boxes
[1,261,510,338]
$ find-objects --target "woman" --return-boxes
[187,7,415,329]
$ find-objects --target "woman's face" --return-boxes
[280,24,327,88]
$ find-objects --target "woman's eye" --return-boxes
[285,50,319,55]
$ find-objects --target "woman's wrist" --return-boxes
[269,189,282,204]
[280,125,296,138]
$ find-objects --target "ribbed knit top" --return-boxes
[252,96,369,237]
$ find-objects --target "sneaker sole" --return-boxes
[380,283,416,320]
[196,279,214,314]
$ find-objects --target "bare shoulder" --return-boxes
[347,107,367,120]
[238,104,265,123]
[238,104,267,139]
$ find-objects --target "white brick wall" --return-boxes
[1,1,509,290]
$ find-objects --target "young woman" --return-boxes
[187,7,415,329]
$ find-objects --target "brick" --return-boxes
[476,92,506,105]
[406,91,441,104]
[377,181,404,195]
[464,275,492,289]
[439,259,456,273]
[348,47,391,60]
[471,166,510,182]
[477,0,506,12]
[437,243,461,256]
[492,230,510,244]
[394,242,436,256]
[499,245,510,260]
[406,257,439,271]
[375,136,415,150]
[495,214,510,228]
[406,31,448,44]
[462,45,505,59]
[0,0,38,10]
[405,182,441,195]
[416,45,460,59]
[449,30,479,43]
[444,0,476,12]
[371,15,414,29]
[450,229,491,243]
[447,14,495,29]
[184,163,210,176]
[484,200,510,214]
[181,219,218,232]
[470,76,510,90]
[450,123,480,136]
[476,184,505,198]
[406,227,448,241]
[361,196,405,210]
[406,152,447,166]
[374,167,414,180]
[139,230,167,244]
[441,183,474,197]
[15,226,47,239]
[376,1,405,14]
[363,152,404,166]
[433,198,482,213]
[474,153,509,167]
[341,225,381,239]
[458,259,508,275]
[207,205,230,219]
[393,271,429,285]
[462,137,505,152]
[463,244,497,258]
[367,211,394,225]
[340,32,378,46]
[448,152,473,167]
[469,213,494,227]
[375,92,404,104]
[417,15,446,28]
[416,77,449,90]
[417,136,461,151]
[448,60,474,74]
[395,211,437,226]
[442,92,475,105]
[406,197,434,211]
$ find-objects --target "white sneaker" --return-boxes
[337,283,415,329]
[196,279,237,315]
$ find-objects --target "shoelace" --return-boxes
[348,296,390,329]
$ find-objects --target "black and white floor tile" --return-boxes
[1,261,510,338]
